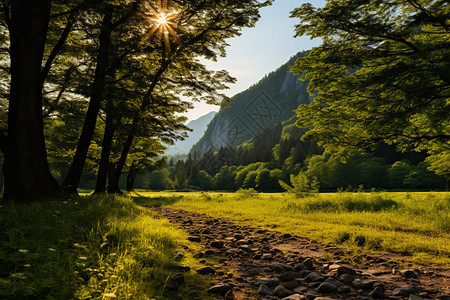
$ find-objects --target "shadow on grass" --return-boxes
[133,195,184,207]
[0,195,211,299]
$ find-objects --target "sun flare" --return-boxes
[156,14,168,26]
[145,0,182,53]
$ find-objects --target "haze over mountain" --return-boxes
[165,111,217,156]
[190,51,312,156]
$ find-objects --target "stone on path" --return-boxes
[224,289,235,299]
[302,258,314,269]
[401,270,418,279]
[317,281,338,294]
[274,285,293,298]
[188,236,201,242]
[368,286,385,299]
[409,295,425,300]
[168,273,184,286]
[393,286,422,297]
[272,262,294,272]
[338,274,354,284]
[196,266,215,275]
[254,278,280,287]
[258,284,273,296]
[305,272,324,282]
[207,283,234,296]
[281,294,304,300]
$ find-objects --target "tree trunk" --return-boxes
[94,111,116,194]
[107,133,134,194]
[126,164,138,191]
[2,0,62,202]
[106,63,169,194]
[62,6,113,194]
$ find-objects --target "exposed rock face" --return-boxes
[190,51,312,156]
[165,111,217,156]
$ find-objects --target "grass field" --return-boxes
[135,191,450,266]
[0,195,213,300]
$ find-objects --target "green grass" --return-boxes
[136,191,450,266]
[0,195,212,299]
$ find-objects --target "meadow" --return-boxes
[0,195,213,300]
[137,191,450,266]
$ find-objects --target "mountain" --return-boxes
[190,51,312,156]
[165,111,217,156]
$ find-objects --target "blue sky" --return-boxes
[185,0,325,121]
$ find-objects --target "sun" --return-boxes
[156,14,168,26]
[144,0,182,54]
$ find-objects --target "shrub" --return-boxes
[236,188,258,199]
[279,172,320,198]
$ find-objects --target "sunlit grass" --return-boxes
[0,195,212,299]
[136,191,450,266]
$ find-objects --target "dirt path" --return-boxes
[150,206,449,300]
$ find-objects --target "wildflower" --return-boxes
[18,249,28,254]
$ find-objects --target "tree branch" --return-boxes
[106,49,132,75]
[49,2,86,19]
[406,0,450,32]
[2,0,10,28]
[41,13,76,83]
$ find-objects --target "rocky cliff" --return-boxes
[165,111,217,156]
[190,51,312,156]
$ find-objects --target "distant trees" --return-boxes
[160,115,446,192]
[291,0,449,180]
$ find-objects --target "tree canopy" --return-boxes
[0,0,272,201]
[291,0,449,178]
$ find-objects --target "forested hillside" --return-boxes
[191,51,312,155]
[145,119,446,192]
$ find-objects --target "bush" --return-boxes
[279,172,320,198]
[236,188,258,198]
[341,194,399,212]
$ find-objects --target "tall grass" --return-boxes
[0,195,210,299]
[138,191,450,265]
[282,193,400,213]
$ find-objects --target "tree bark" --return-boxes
[62,6,113,194]
[94,111,116,194]
[107,133,133,194]
[126,164,138,191]
[2,0,62,202]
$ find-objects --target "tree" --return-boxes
[147,169,172,190]
[62,3,116,193]
[174,160,187,190]
[387,160,413,189]
[279,172,319,198]
[104,0,272,193]
[241,170,258,190]
[291,0,450,177]
[404,161,446,189]
[255,168,280,191]
[1,0,63,202]
[213,166,237,190]
[0,0,272,200]
[188,170,213,190]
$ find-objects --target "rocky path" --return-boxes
[150,206,449,300]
